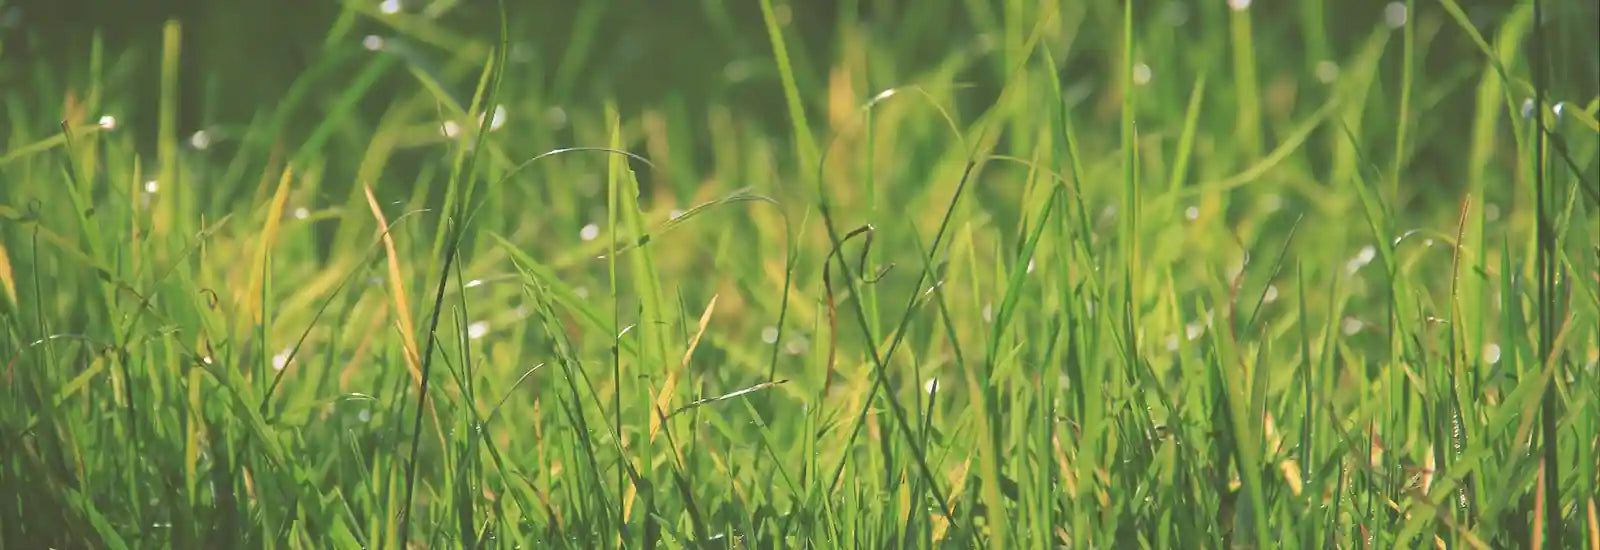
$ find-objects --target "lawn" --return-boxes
[1,0,1597,548]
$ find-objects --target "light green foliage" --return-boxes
[1,0,1596,548]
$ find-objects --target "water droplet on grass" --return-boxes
[1228,0,1251,11]
[1133,63,1153,86]
[362,35,385,51]
[1482,343,1501,364]
[97,115,117,130]
[1314,61,1340,84]
[1345,245,1377,274]
[761,326,779,344]
[1384,2,1407,28]
[380,0,401,14]
[1342,317,1365,335]
[468,321,490,340]
[580,223,600,241]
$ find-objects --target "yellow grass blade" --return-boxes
[363,183,423,386]
[0,241,15,305]
[241,166,294,323]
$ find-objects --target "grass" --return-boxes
[2,0,1598,547]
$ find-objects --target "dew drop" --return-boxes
[362,35,385,51]
[189,130,212,150]
[468,321,490,340]
[379,0,401,14]
[1383,2,1407,28]
[1185,206,1200,221]
[1482,343,1501,364]
[293,207,309,219]
[761,326,780,344]
[1132,63,1153,86]
[580,223,600,241]
[1342,317,1365,335]
[1228,0,1251,11]
[97,115,117,130]
[1314,61,1340,84]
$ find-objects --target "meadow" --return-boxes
[1,0,1597,547]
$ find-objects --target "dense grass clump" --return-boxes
[1,0,1596,547]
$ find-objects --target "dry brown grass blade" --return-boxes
[363,183,423,387]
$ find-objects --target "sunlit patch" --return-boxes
[873,88,897,103]
[144,180,160,194]
[483,104,508,132]
[440,120,462,139]
[380,0,401,14]
[723,60,755,83]
[761,326,779,344]
[669,209,685,220]
[1132,63,1153,86]
[1383,2,1407,28]
[1026,259,1036,274]
[544,106,569,129]
[982,303,993,324]
[785,336,808,355]
[465,279,484,288]
[1482,343,1501,365]
[1341,317,1364,335]
[1314,61,1340,84]
[1345,245,1376,274]
[1262,194,1284,212]
[579,223,600,241]
[189,130,212,150]
[362,35,385,51]
[97,115,118,130]
[468,321,490,340]
[1161,1,1190,26]
[1185,321,1205,341]
[1227,0,1251,11]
